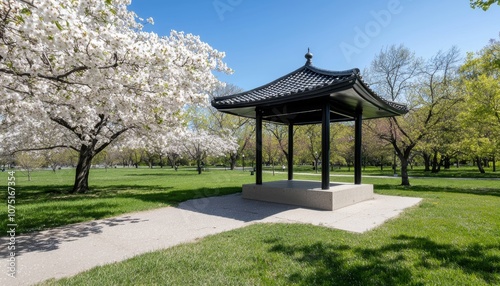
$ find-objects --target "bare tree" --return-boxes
[299,125,322,173]
[43,149,67,172]
[266,123,297,167]
[366,45,461,185]
[15,151,44,181]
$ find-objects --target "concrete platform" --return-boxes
[242,180,374,210]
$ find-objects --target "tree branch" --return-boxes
[12,144,78,154]
[50,116,77,132]
[1,52,119,85]
[94,127,130,154]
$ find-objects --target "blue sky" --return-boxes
[129,0,500,91]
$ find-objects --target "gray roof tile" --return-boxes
[213,65,359,107]
[212,53,409,119]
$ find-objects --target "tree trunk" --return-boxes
[229,153,236,170]
[493,155,496,172]
[443,156,451,169]
[72,145,94,193]
[392,154,397,175]
[431,151,439,173]
[422,152,431,172]
[476,156,486,174]
[395,146,413,186]
[197,159,202,174]
[483,158,489,168]
[400,156,410,186]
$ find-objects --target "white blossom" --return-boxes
[0,0,232,153]
[0,0,232,192]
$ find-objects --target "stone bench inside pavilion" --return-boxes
[212,51,408,210]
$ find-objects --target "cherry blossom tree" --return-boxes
[0,0,231,193]
[150,133,184,169]
[179,130,238,174]
[118,129,185,169]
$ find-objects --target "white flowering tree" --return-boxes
[179,129,238,174]
[150,132,185,169]
[0,0,230,193]
[117,129,185,168]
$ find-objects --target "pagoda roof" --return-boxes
[211,52,408,125]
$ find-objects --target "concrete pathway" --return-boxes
[0,193,421,286]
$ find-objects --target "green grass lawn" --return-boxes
[285,164,500,179]
[1,167,499,285]
[0,167,257,234]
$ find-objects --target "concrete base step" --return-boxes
[242,180,374,211]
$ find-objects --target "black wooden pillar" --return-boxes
[288,124,294,180]
[354,112,362,184]
[256,109,263,185]
[321,101,330,190]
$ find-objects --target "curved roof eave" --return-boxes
[211,52,408,122]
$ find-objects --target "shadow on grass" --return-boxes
[1,201,123,236]
[102,185,243,207]
[375,184,500,197]
[4,184,175,204]
[266,235,500,285]
[123,172,199,177]
[0,214,148,258]
[409,170,500,179]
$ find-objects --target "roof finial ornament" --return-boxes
[305,48,313,66]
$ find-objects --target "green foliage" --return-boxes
[20,8,32,16]
[365,45,462,184]
[470,0,500,10]
[459,38,500,164]
[54,20,63,31]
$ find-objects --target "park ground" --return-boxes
[1,166,499,285]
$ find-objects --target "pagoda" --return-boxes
[212,51,407,210]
